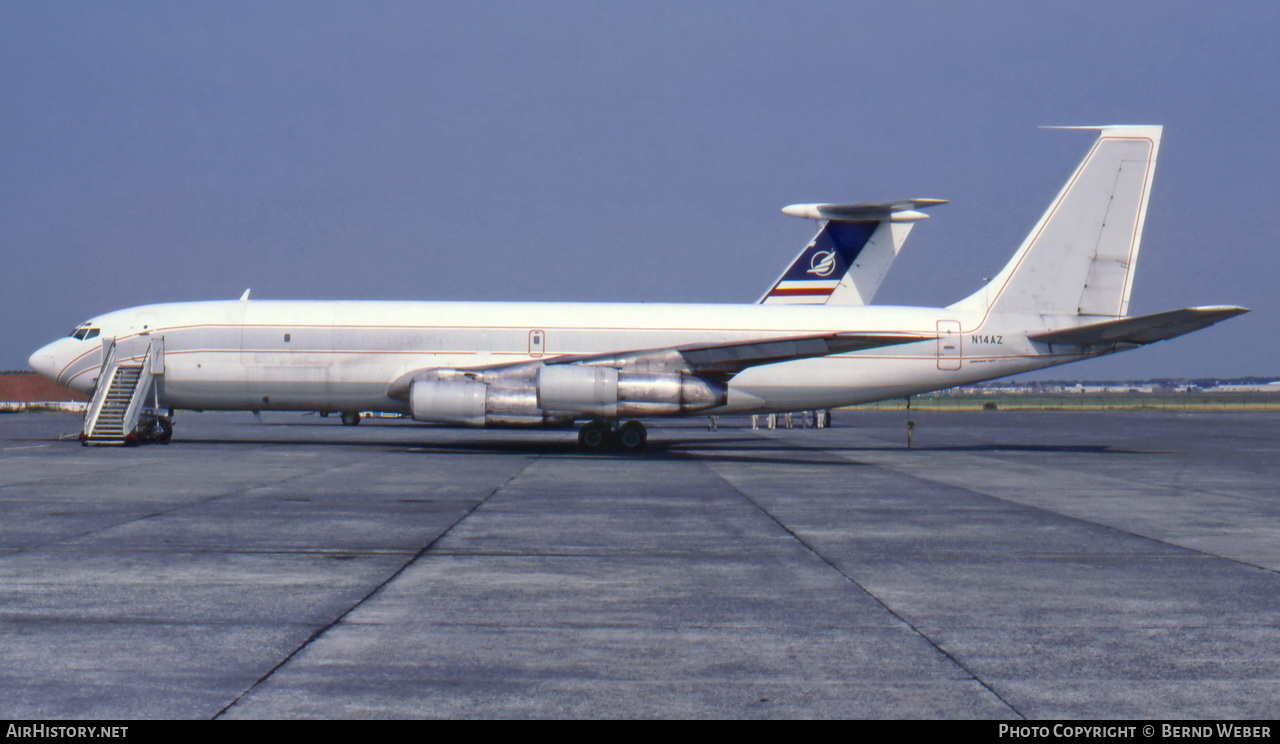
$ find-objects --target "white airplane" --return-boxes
[28,125,1247,450]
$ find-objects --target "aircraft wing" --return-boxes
[546,332,925,375]
[387,331,923,399]
[1028,306,1249,346]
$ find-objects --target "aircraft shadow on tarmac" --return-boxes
[151,435,814,463]
[71,429,849,465]
[927,443,1146,454]
[100,430,1148,464]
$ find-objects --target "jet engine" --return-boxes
[536,366,725,417]
[408,365,726,427]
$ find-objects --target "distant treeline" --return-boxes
[975,376,1277,388]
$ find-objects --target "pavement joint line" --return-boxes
[5,547,1260,562]
[356,549,1252,561]
[327,621,917,632]
[775,430,1280,579]
[0,448,405,561]
[396,550,834,559]
[213,453,542,720]
[764,424,1280,507]
[0,615,324,628]
[690,447,1027,720]
[832,442,1280,509]
[734,426,1280,705]
[0,547,419,556]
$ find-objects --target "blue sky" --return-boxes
[3,1,1276,378]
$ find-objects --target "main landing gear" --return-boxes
[577,419,647,453]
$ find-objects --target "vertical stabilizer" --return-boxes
[761,199,945,305]
[954,126,1161,319]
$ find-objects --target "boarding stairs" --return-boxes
[81,336,168,446]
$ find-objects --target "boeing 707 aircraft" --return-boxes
[28,126,1247,450]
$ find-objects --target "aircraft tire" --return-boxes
[615,420,647,452]
[340,411,361,426]
[577,420,613,451]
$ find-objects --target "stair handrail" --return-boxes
[117,339,156,441]
[81,338,121,439]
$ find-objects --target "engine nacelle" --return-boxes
[409,366,727,426]
[537,366,620,416]
[537,366,725,417]
[409,379,574,428]
[410,379,488,427]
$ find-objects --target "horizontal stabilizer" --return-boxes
[1028,306,1249,346]
[781,199,947,222]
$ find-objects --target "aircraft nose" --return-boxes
[28,341,61,382]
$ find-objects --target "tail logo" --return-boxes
[807,250,837,277]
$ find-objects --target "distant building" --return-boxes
[1205,381,1280,393]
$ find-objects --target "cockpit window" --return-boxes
[67,326,100,341]
[85,328,100,340]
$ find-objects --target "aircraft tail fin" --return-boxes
[760,199,945,305]
[953,126,1162,318]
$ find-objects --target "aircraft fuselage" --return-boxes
[30,298,1091,416]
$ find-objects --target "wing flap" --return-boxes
[1028,306,1249,346]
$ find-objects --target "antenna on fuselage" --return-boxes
[239,289,251,301]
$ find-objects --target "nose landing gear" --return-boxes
[127,412,173,445]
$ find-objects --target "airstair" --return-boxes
[81,336,170,446]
